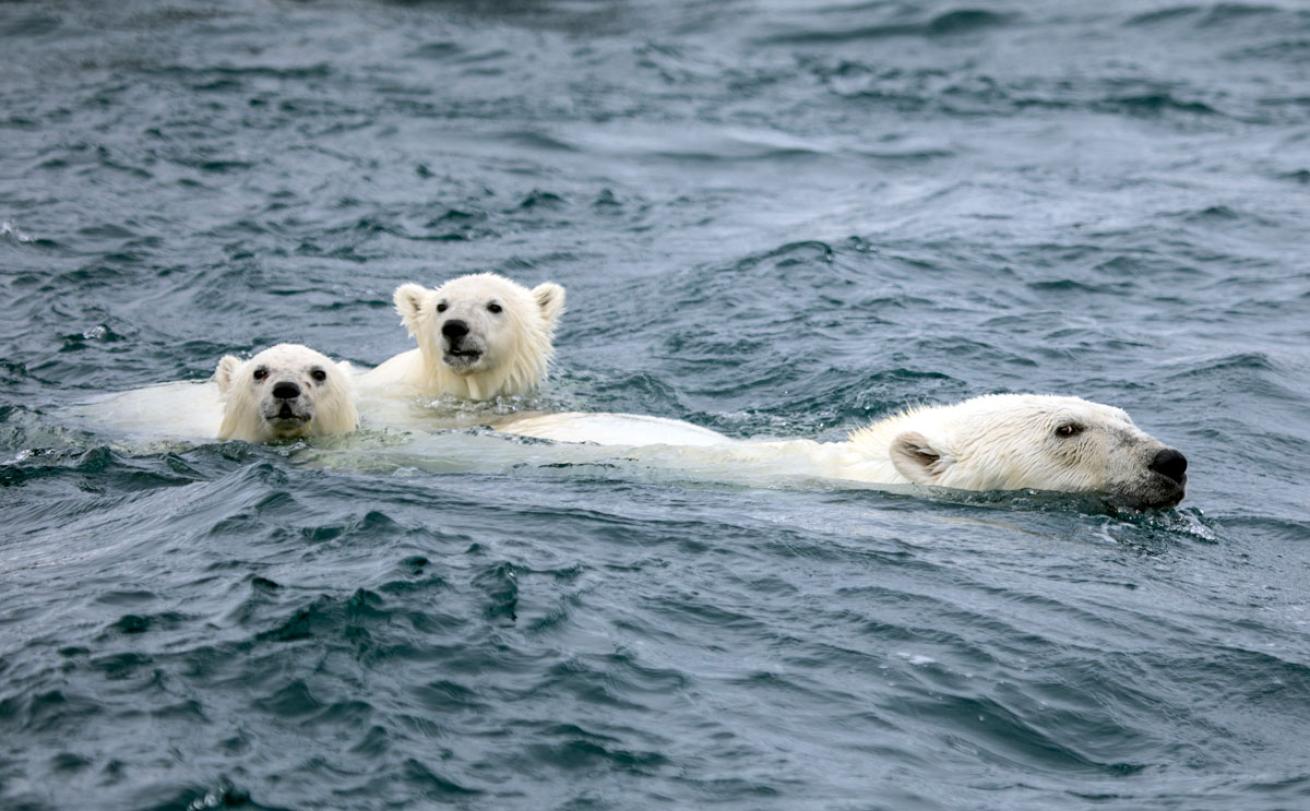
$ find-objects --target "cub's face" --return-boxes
[215,344,358,442]
[394,273,565,377]
[889,395,1187,509]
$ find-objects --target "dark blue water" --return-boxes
[3,1,1310,808]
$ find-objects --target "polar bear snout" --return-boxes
[264,385,313,426]
[1114,444,1187,509]
[266,380,311,426]
[1148,448,1188,486]
[439,317,487,371]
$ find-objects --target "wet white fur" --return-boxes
[848,394,1170,496]
[359,273,565,401]
[500,394,1181,504]
[65,381,225,442]
[215,344,359,442]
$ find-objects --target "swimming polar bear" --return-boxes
[215,344,359,442]
[63,344,359,444]
[500,394,1188,508]
[359,273,566,401]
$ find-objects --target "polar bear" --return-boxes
[842,394,1187,507]
[215,344,359,442]
[499,394,1188,508]
[359,273,566,401]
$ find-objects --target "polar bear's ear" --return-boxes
[532,282,566,326]
[214,355,242,394]
[393,283,431,336]
[890,431,952,485]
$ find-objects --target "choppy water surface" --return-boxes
[3,1,1310,808]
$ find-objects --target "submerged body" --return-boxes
[505,412,730,447]
[65,380,226,442]
[499,394,1189,509]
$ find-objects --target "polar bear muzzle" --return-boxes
[1148,448,1188,485]
[264,379,314,434]
[440,318,486,371]
[1129,447,1187,509]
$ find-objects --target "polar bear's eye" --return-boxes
[253,367,268,382]
[1055,423,1085,438]
[310,368,327,383]
[436,301,448,313]
[487,302,503,314]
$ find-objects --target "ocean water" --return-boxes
[3,0,1309,808]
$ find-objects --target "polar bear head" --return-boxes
[214,344,359,442]
[854,394,1187,508]
[393,272,565,400]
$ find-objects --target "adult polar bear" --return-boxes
[359,273,566,401]
[501,394,1189,509]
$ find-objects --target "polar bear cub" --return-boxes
[500,394,1188,508]
[359,273,566,401]
[215,344,359,442]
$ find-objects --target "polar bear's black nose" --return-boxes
[1149,448,1187,484]
[272,381,301,400]
[442,320,469,340]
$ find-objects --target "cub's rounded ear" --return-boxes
[532,282,566,326]
[889,431,950,485]
[214,355,242,394]
[393,283,431,337]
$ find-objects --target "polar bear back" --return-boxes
[65,381,224,442]
[502,412,733,447]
